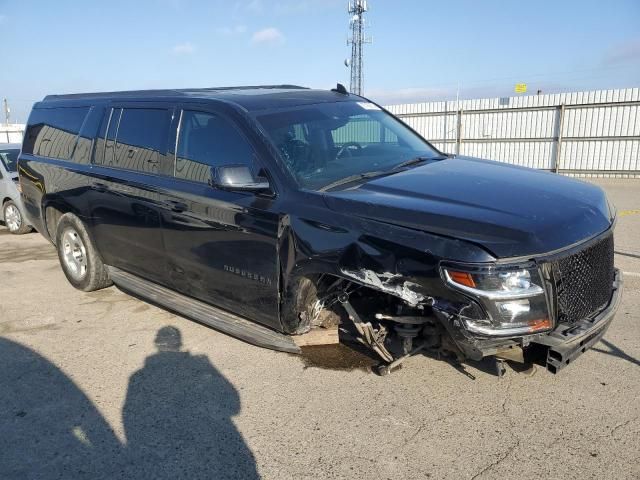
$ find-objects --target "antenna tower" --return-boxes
[346,0,371,95]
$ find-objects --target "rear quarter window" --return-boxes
[23,107,90,161]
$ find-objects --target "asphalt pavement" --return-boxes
[1,178,638,479]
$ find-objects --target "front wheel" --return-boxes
[3,201,31,235]
[55,213,112,291]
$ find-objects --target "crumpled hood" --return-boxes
[323,156,613,258]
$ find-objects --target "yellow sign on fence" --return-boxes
[515,83,527,94]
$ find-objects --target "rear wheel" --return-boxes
[3,201,31,235]
[55,213,112,291]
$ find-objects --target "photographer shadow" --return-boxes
[122,326,259,479]
[0,327,259,479]
[0,337,122,479]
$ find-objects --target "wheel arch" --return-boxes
[2,197,14,221]
[42,199,84,246]
[2,197,12,219]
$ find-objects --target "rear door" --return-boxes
[160,104,282,330]
[88,102,176,285]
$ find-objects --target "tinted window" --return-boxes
[23,107,90,160]
[99,108,170,174]
[72,107,100,164]
[175,110,256,183]
[93,109,109,165]
[0,149,19,172]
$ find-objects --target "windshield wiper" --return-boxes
[391,156,430,170]
[389,155,449,172]
[318,155,449,192]
[318,170,390,192]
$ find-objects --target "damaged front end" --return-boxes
[288,227,621,376]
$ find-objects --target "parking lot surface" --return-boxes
[1,179,639,480]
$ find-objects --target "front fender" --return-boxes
[278,211,494,333]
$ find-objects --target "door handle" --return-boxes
[165,200,188,213]
[93,182,109,192]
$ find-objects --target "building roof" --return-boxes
[41,85,358,112]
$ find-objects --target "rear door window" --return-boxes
[175,110,256,183]
[113,108,170,174]
[22,107,90,160]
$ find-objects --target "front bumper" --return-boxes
[531,268,623,373]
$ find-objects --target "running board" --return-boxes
[106,266,301,354]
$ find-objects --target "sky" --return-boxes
[1,0,639,123]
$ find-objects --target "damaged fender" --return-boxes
[277,198,496,339]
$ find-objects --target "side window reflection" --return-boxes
[175,111,256,183]
[22,107,89,161]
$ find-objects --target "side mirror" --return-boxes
[212,165,270,192]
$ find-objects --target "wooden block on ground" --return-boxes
[293,328,339,347]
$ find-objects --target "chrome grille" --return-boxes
[551,233,615,324]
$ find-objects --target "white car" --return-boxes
[1,143,32,234]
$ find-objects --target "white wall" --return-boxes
[385,87,640,177]
[0,124,25,144]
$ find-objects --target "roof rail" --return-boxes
[42,85,309,101]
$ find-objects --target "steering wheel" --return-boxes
[336,142,363,159]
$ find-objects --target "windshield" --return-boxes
[256,101,442,190]
[0,149,19,173]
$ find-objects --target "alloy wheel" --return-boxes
[4,204,22,233]
[61,228,88,280]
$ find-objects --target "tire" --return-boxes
[282,276,319,334]
[55,213,113,291]
[3,201,31,235]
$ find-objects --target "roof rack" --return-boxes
[42,85,309,101]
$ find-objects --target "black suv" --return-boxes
[18,85,622,375]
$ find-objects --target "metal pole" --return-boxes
[443,101,448,150]
[3,98,9,125]
[358,11,363,94]
[554,103,565,173]
[456,109,464,155]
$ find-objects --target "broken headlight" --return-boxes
[442,264,551,336]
